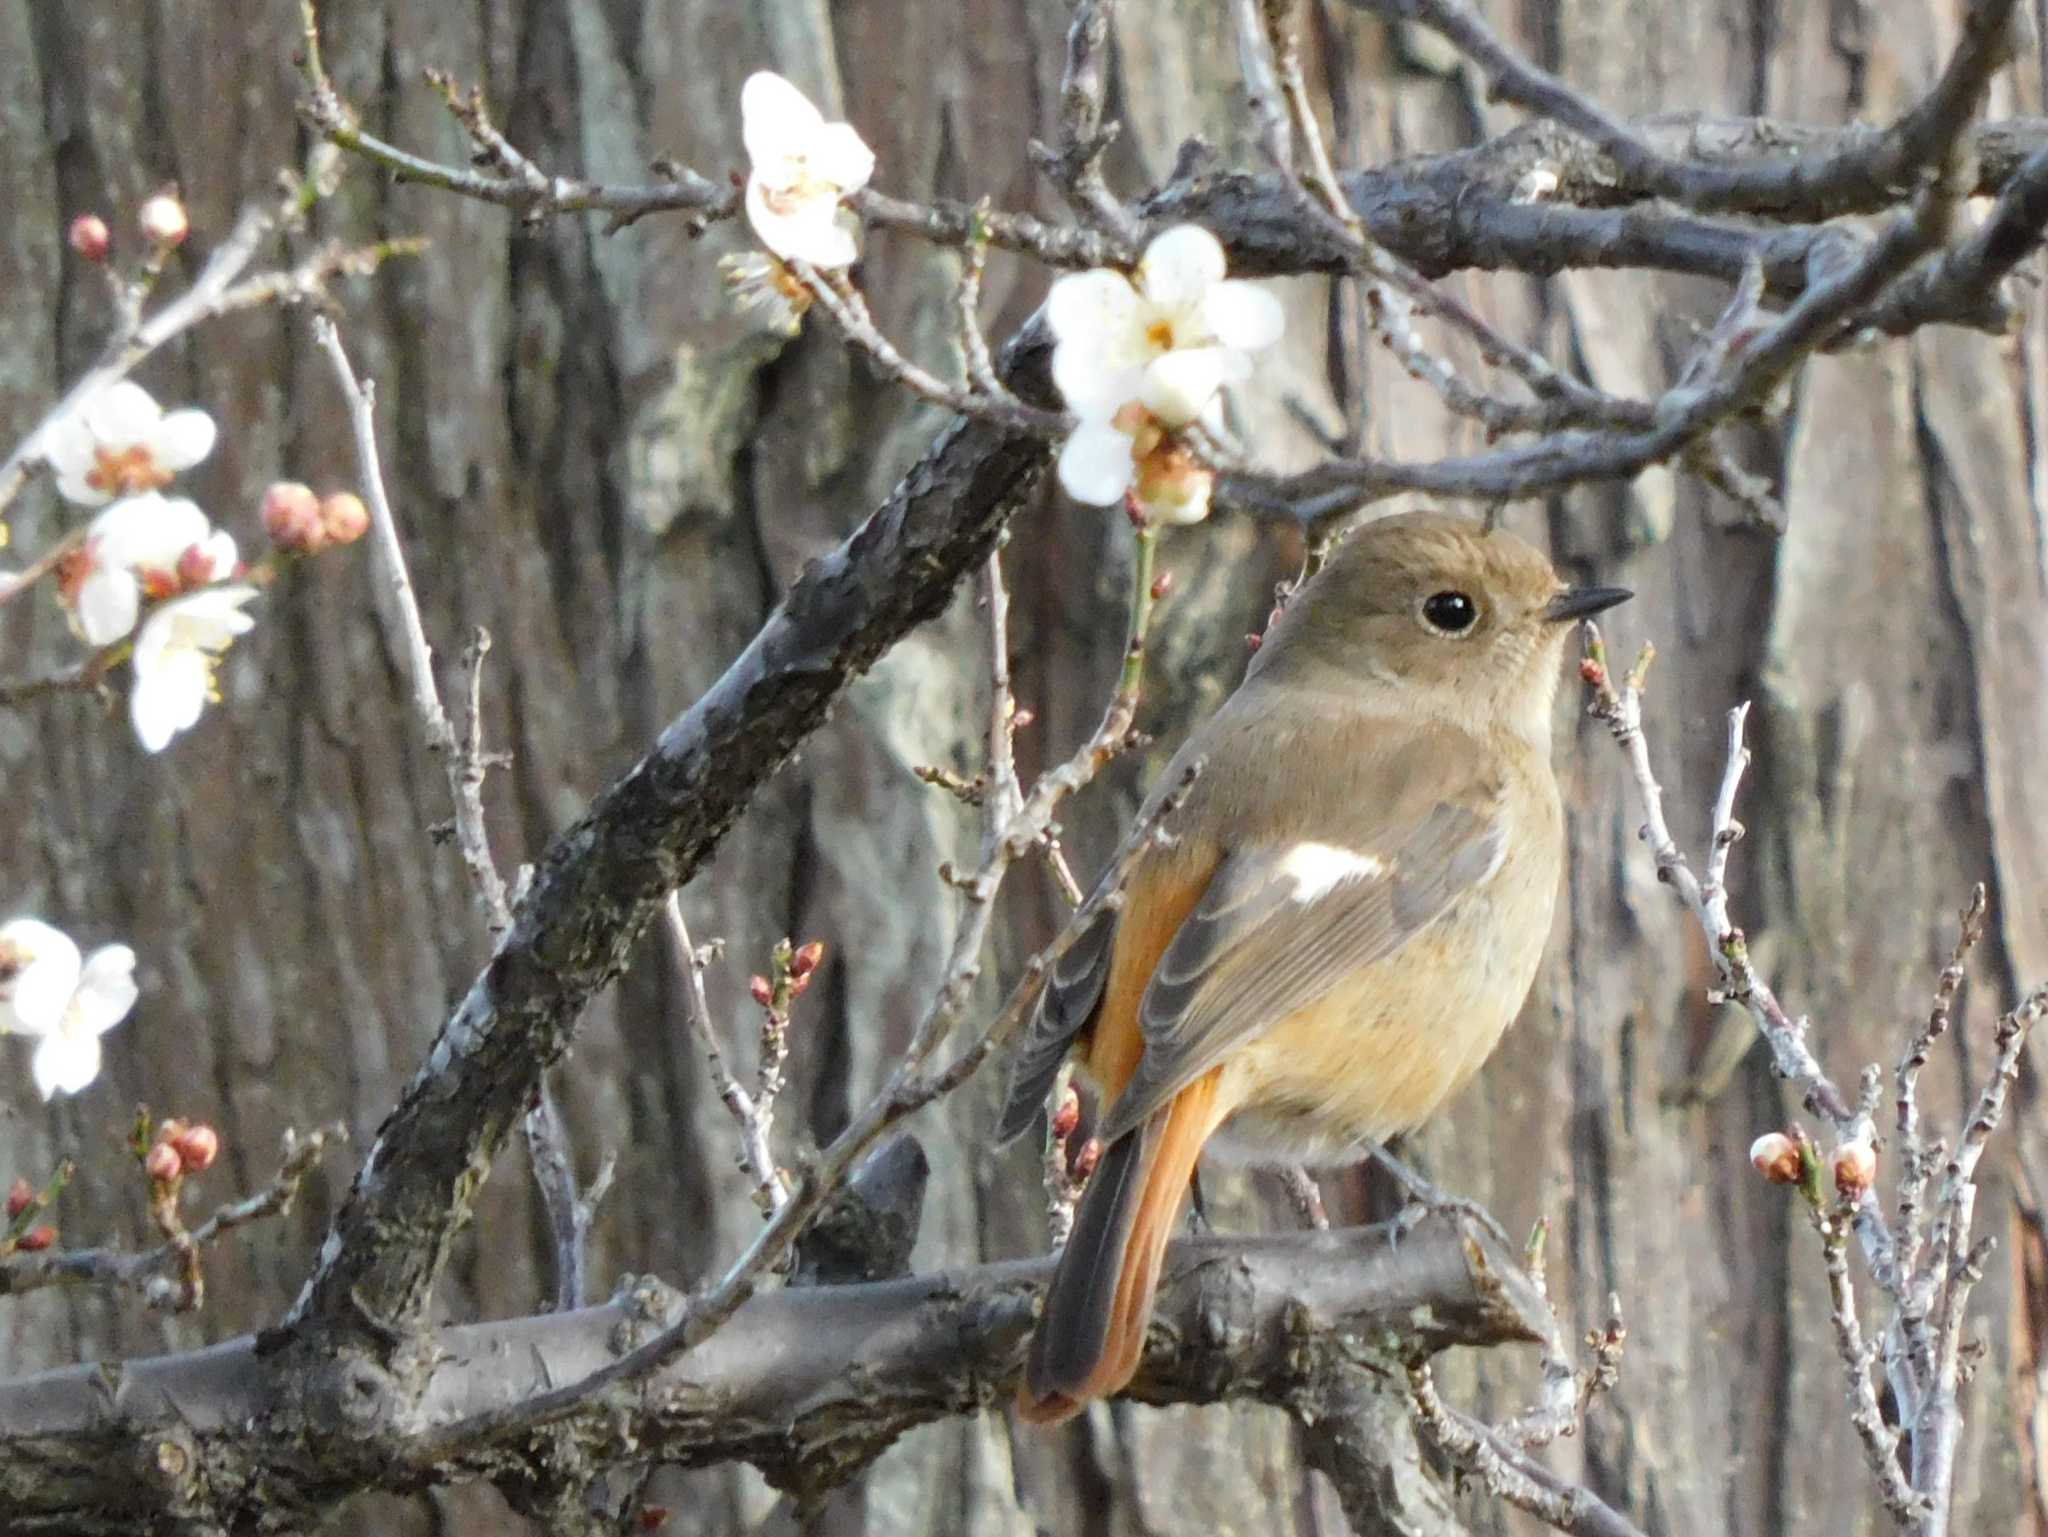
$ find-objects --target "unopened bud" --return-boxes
[6,1178,32,1219]
[1071,1138,1102,1181]
[1150,570,1175,601]
[1832,1140,1877,1200]
[318,491,370,547]
[1749,1131,1803,1185]
[1011,707,1035,731]
[155,1118,189,1146]
[68,214,111,263]
[175,543,222,590]
[789,940,825,981]
[137,193,189,248]
[1050,1090,1081,1141]
[637,1509,671,1532]
[1245,633,1262,652]
[144,1142,183,1183]
[17,1225,56,1252]
[1579,656,1608,689]
[173,1125,220,1174]
[749,975,774,1008]
[261,482,326,554]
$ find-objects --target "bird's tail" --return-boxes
[1017,1071,1225,1424]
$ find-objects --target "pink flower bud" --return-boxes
[1580,656,1608,688]
[1150,570,1175,601]
[1749,1132,1803,1185]
[749,975,774,1008]
[175,544,219,591]
[1050,1091,1081,1142]
[789,941,826,981]
[173,1125,220,1175]
[5,1178,32,1219]
[138,193,189,248]
[1832,1140,1877,1200]
[143,1143,183,1184]
[261,482,327,554]
[68,214,111,263]
[16,1225,56,1252]
[155,1118,189,1145]
[317,491,370,547]
[1071,1138,1101,1182]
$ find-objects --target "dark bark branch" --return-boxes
[0,1215,1549,1533]
[1347,0,2020,219]
[282,324,1055,1343]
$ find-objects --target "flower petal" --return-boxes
[1137,225,1226,312]
[1203,280,1285,352]
[742,72,829,173]
[152,409,217,472]
[75,567,141,646]
[0,919,83,1037]
[91,494,212,571]
[193,529,238,582]
[85,381,163,443]
[809,122,876,192]
[1057,420,1136,506]
[1045,270,1142,350]
[71,946,138,1037]
[745,179,859,267]
[32,1030,102,1099]
[40,413,98,491]
[1141,347,1229,428]
[1051,349,1146,422]
[131,649,210,752]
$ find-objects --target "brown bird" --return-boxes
[999,510,1627,1424]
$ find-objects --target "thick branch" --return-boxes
[283,325,1056,1343]
[0,1215,1544,1532]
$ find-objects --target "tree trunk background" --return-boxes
[3,1,2045,1534]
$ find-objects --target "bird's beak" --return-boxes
[1544,585,1633,623]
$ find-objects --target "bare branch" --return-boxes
[1409,1364,1650,1537]
[1352,0,2019,219]
[663,897,789,1215]
[0,1126,342,1305]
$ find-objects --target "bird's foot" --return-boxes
[1373,1145,1513,1251]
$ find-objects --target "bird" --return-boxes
[998,509,1628,1425]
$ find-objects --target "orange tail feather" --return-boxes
[1018,1072,1227,1424]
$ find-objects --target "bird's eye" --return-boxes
[1420,590,1480,635]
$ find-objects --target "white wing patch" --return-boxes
[1277,841,1385,902]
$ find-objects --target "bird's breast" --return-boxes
[1206,826,1560,1167]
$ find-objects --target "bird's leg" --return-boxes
[1371,1143,1513,1250]
[1185,1167,1211,1234]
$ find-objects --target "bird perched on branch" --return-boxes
[1000,510,1628,1424]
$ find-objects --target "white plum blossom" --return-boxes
[0,918,137,1100]
[1047,225,1283,524]
[128,584,259,752]
[1058,403,1216,526]
[741,71,876,269]
[69,493,238,646]
[1046,224,1285,427]
[41,381,216,507]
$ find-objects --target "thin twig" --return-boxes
[664,896,789,1214]
[1409,1363,1650,1537]
[0,1126,342,1304]
[409,516,1182,1460]
[800,268,1068,436]
[315,316,604,1311]
[1819,1213,1927,1522]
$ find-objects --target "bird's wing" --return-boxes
[1095,773,1508,1147]
[995,893,1123,1143]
